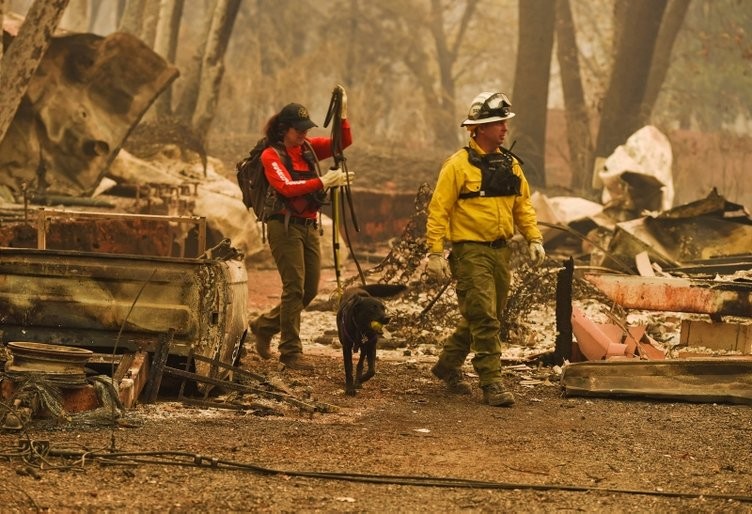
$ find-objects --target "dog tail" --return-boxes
[360,283,407,298]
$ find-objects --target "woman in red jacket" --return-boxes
[250,86,353,371]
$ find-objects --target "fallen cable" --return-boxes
[21,446,749,504]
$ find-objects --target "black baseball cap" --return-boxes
[279,103,317,131]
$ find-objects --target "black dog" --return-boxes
[336,283,407,396]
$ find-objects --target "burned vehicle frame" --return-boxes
[0,209,248,398]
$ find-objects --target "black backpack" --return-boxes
[235,138,323,222]
[236,137,274,221]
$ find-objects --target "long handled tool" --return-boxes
[323,86,366,293]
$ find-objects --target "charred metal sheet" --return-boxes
[642,215,752,262]
[0,30,178,198]
[658,188,744,219]
[603,190,752,272]
[0,247,247,389]
[601,217,681,271]
[561,359,752,405]
[584,273,752,317]
[668,255,752,276]
[35,208,206,256]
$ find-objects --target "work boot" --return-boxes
[431,362,472,395]
[250,322,273,360]
[482,382,515,407]
[280,353,315,371]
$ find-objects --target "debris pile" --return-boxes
[330,127,752,406]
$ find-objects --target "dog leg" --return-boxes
[355,351,366,389]
[343,344,356,396]
[359,343,376,384]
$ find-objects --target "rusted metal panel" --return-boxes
[561,359,752,405]
[584,273,752,317]
[34,209,207,256]
[0,248,247,380]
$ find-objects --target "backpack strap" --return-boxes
[302,140,324,233]
[302,140,321,176]
[458,146,484,199]
[268,141,322,234]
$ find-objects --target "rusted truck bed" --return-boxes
[0,247,248,376]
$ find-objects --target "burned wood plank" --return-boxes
[115,351,150,409]
[680,320,752,354]
[560,359,752,405]
[143,330,173,403]
[584,273,752,317]
[190,353,272,385]
[553,257,574,365]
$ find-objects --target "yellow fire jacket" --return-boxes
[426,138,543,254]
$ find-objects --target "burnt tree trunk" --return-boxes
[556,0,594,197]
[118,0,145,36]
[427,0,479,150]
[140,1,161,48]
[153,0,185,118]
[594,0,668,159]
[639,0,691,123]
[191,0,242,140]
[512,0,556,188]
[173,2,215,125]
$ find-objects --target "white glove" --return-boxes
[426,253,450,280]
[320,168,354,189]
[336,84,348,119]
[528,241,546,267]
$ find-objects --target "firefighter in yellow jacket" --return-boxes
[425,91,545,407]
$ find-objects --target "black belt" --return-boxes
[454,238,507,249]
[267,214,318,228]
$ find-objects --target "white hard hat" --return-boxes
[461,91,516,127]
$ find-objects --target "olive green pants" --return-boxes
[252,219,320,356]
[436,242,512,387]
